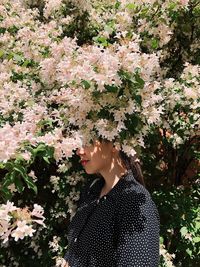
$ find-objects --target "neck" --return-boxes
[99,158,128,192]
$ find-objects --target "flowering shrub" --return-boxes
[0,0,199,266]
[153,185,200,267]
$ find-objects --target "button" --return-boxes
[97,199,100,204]
[74,237,78,242]
[103,196,107,200]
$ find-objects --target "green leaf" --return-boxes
[13,165,27,179]
[104,25,113,35]
[117,87,124,97]
[98,36,107,43]
[1,172,14,200]
[195,222,200,230]
[14,176,25,193]
[13,54,23,62]
[2,172,14,187]
[159,236,164,244]
[105,84,118,93]
[193,237,200,243]
[186,248,192,257]
[126,3,136,10]
[7,52,14,60]
[22,60,30,67]
[81,80,91,89]
[0,162,5,169]
[134,95,142,105]
[15,154,27,163]
[0,27,6,34]
[43,156,50,164]
[2,164,37,194]
[125,114,141,134]
[23,175,38,194]
[5,161,14,171]
[151,38,159,49]
[0,187,12,200]
[115,1,121,9]
[92,36,108,47]
[32,143,46,156]
[118,69,132,81]
[180,226,188,236]
[0,49,5,58]
[7,26,19,34]
[134,72,145,89]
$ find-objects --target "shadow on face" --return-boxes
[76,139,116,174]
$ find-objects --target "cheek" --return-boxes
[90,151,110,171]
[83,158,102,175]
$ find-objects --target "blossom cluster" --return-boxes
[0,201,45,243]
[0,0,198,163]
[160,243,176,267]
[0,0,199,266]
[160,63,200,148]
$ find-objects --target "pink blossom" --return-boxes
[31,204,45,220]
[44,0,63,18]
[21,152,31,161]
[7,184,18,193]
[122,143,137,157]
[40,58,57,84]
[11,220,36,241]
[179,0,189,6]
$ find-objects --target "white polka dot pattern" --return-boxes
[64,170,160,266]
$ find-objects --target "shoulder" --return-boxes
[117,178,160,225]
[119,177,151,207]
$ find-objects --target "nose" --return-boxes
[76,147,85,156]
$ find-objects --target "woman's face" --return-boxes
[76,139,114,174]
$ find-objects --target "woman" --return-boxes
[63,139,160,267]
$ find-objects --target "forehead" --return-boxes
[84,139,111,149]
[94,139,112,146]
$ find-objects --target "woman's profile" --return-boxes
[63,138,160,267]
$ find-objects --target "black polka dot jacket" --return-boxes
[64,170,160,266]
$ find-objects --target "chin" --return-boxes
[85,169,95,175]
[84,166,97,175]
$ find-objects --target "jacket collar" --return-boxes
[87,169,138,200]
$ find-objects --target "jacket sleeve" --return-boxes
[64,250,69,261]
[115,191,160,267]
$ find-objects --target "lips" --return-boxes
[81,160,90,166]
